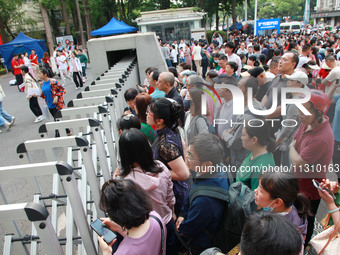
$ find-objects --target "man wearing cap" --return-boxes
[213,75,239,138]
[249,67,271,102]
[275,71,307,166]
[225,42,242,76]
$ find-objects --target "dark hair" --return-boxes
[211,53,220,59]
[21,65,37,82]
[207,71,218,79]
[302,43,311,52]
[326,48,334,54]
[179,62,191,70]
[258,54,267,65]
[99,179,152,229]
[189,88,204,115]
[119,128,162,177]
[218,55,228,61]
[151,70,160,81]
[168,67,179,78]
[260,172,311,218]
[243,76,259,97]
[248,55,259,66]
[149,97,181,131]
[225,41,235,51]
[254,44,260,51]
[227,61,238,73]
[124,88,138,101]
[189,133,224,165]
[311,47,321,66]
[239,53,246,60]
[135,92,152,123]
[39,67,49,76]
[288,42,297,51]
[117,114,141,131]
[245,121,276,153]
[240,212,302,255]
[273,49,282,56]
[269,57,280,69]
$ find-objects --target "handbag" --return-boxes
[310,210,340,255]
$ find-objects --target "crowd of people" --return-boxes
[2,28,340,254]
[1,42,88,128]
[97,29,340,255]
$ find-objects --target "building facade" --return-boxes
[136,8,205,43]
[312,0,340,27]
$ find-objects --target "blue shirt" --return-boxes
[333,94,340,141]
[42,80,55,109]
[150,88,166,99]
[179,171,229,248]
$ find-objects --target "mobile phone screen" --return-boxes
[312,179,323,191]
[90,219,117,244]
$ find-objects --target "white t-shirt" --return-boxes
[57,55,68,70]
[325,66,340,94]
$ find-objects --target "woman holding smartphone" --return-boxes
[98,179,166,255]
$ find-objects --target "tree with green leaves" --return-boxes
[0,0,37,43]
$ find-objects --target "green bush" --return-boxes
[205,30,228,44]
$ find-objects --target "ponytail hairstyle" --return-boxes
[260,171,311,218]
[245,120,276,153]
[20,65,36,82]
[248,55,259,67]
[149,97,181,131]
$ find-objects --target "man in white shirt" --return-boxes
[213,74,238,138]
[237,42,248,55]
[297,43,312,68]
[322,55,340,94]
[225,42,242,76]
[56,50,72,86]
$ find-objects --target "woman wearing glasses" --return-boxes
[147,97,190,217]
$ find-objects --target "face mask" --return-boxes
[206,82,211,86]
[214,60,218,63]
[262,200,275,212]
[183,77,186,85]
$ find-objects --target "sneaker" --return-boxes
[34,115,44,123]
[11,116,15,125]
[4,121,13,130]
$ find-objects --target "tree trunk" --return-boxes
[215,6,219,30]
[0,16,8,43]
[61,0,71,34]
[40,2,54,55]
[120,0,126,20]
[75,0,85,46]
[3,22,15,39]
[83,0,92,40]
[232,0,237,32]
[199,0,204,9]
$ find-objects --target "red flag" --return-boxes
[0,33,3,45]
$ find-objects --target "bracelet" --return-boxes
[328,208,340,214]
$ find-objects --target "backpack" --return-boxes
[189,181,257,253]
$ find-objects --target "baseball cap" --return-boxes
[285,71,308,86]
[248,67,265,78]
[306,60,320,70]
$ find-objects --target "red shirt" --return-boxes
[293,117,334,200]
[29,54,38,65]
[11,58,21,75]
[148,86,155,95]
[18,58,24,65]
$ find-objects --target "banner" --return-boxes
[256,18,280,36]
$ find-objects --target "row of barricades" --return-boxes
[0,56,138,254]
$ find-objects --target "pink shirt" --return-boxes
[124,161,175,224]
[293,117,334,200]
[72,59,79,72]
[115,211,166,255]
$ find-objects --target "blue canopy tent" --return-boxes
[0,32,47,70]
[91,17,137,37]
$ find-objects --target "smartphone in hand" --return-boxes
[312,179,336,200]
[90,219,117,244]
